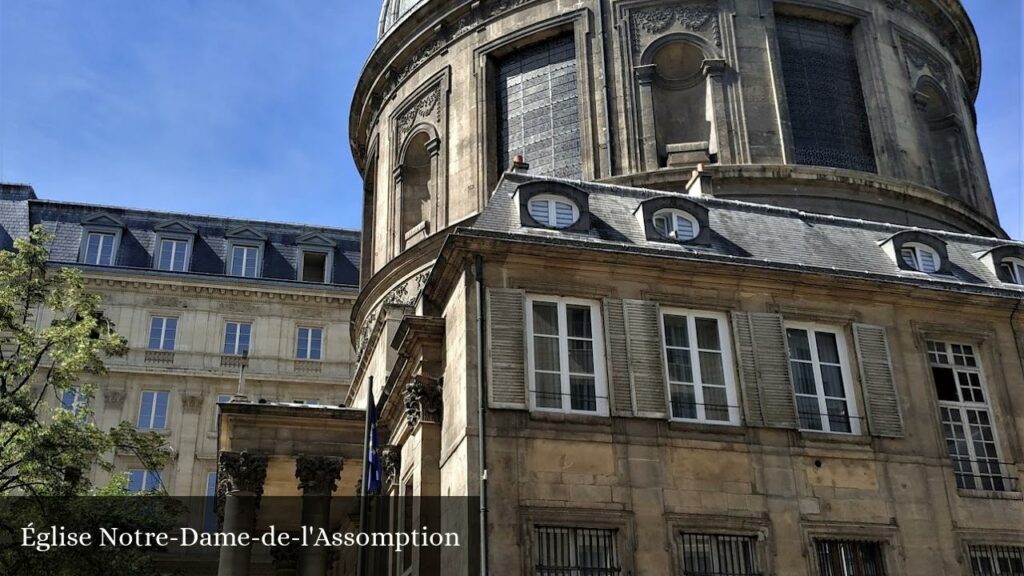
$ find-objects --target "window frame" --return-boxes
[295,326,324,361]
[226,242,262,278]
[80,230,119,266]
[532,525,622,575]
[812,538,888,576]
[659,308,740,425]
[154,234,193,272]
[127,469,163,493]
[203,471,219,531]
[525,295,608,416]
[784,321,861,435]
[966,543,1024,576]
[527,194,581,229]
[999,257,1024,285]
[136,390,170,431]
[60,388,85,414]
[926,339,1010,492]
[676,531,762,576]
[900,242,941,274]
[147,315,178,351]
[222,321,253,356]
[298,248,334,284]
[653,209,701,241]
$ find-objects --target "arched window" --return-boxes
[399,131,435,247]
[915,80,970,199]
[527,194,579,229]
[901,242,941,273]
[652,208,700,241]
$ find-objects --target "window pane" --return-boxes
[310,328,322,360]
[149,317,164,350]
[535,373,562,409]
[238,323,251,352]
[554,201,575,228]
[797,395,823,430]
[99,234,113,265]
[695,318,720,350]
[663,315,689,348]
[666,348,694,383]
[297,328,309,358]
[671,383,697,419]
[534,335,560,372]
[787,329,812,361]
[699,351,725,386]
[152,392,168,429]
[533,302,559,336]
[138,392,154,428]
[569,375,596,412]
[815,332,840,364]
[529,200,551,225]
[158,240,174,270]
[703,386,729,422]
[790,361,816,395]
[243,248,257,277]
[825,398,852,433]
[224,323,238,354]
[566,305,592,339]
[567,338,595,374]
[675,215,695,239]
[820,364,845,398]
[128,471,144,493]
[932,367,959,401]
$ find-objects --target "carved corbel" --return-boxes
[403,375,442,428]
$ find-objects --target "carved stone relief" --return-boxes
[629,2,721,55]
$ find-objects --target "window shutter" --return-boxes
[731,312,798,428]
[731,312,765,426]
[750,313,798,428]
[603,298,633,416]
[852,323,905,437]
[623,299,667,418]
[487,288,527,409]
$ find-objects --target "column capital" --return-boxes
[295,455,344,495]
[403,375,443,429]
[377,445,402,487]
[218,450,268,498]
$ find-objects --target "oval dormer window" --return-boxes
[1000,257,1024,284]
[528,195,579,229]
[901,242,941,273]
[653,209,700,241]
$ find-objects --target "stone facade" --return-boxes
[347,1,1024,576]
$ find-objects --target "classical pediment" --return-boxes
[225,225,268,241]
[154,219,198,235]
[295,232,337,248]
[81,212,125,228]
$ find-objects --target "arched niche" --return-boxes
[635,33,725,170]
[913,77,971,201]
[396,126,440,249]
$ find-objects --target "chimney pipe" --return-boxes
[510,155,530,174]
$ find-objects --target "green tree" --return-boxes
[0,226,179,575]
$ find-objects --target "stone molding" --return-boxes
[295,455,344,495]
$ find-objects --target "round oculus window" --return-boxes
[527,195,579,229]
[900,242,941,273]
[652,209,700,241]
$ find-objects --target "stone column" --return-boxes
[217,450,267,576]
[426,136,443,230]
[635,64,660,171]
[295,455,344,576]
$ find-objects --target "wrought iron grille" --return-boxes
[497,35,582,180]
[775,15,876,173]
[968,544,1024,575]
[534,526,621,576]
[815,539,886,576]
[677,532,761,576]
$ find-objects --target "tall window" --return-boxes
[137,390,169,430]
[928,341,1009,491]
[296,327,323,360]
[534,526,620,576]
[83,232,116,265]
[223,322,252,356]
[678,532,759,576]
[148,316,177,351]
[526,297,606,414]
[497,35,581,180]
[156,238,189,272]
[229,245,259,277]
[127,470,162,493]
[786,324,858,434]
[775,15,876,173]
[60,388,83,414]
[814,540,886,576]
[662,311,738,424]
[968,544,1024,576]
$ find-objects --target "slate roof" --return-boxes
[0,186,361,288]
[468,173,1024,298]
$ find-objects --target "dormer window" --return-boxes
[900,243,940,273]
[881,231,948,275]
[528,195,578,229]
[295,232,336,284]
[224,225,267,279]
[229,245,260,277]
[652,209,700,241]
[999,258,1024,284]
[84,232,116,265]
[79,212,125,267]
[153,219,197,272]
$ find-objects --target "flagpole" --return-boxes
[356,376,373,576]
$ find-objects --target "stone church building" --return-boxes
[2,0,1022,575]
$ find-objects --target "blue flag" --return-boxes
[365,390,383,495]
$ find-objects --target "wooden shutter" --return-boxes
[731,312,765,426]
[623,299,667,418]
[603,298,633,416]
[852,323,905,437]
[487,288,527,409]
[731,312,798,428]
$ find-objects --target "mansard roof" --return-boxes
[458,173,1024,298]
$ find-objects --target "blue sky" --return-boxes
[0,1,1020,236]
